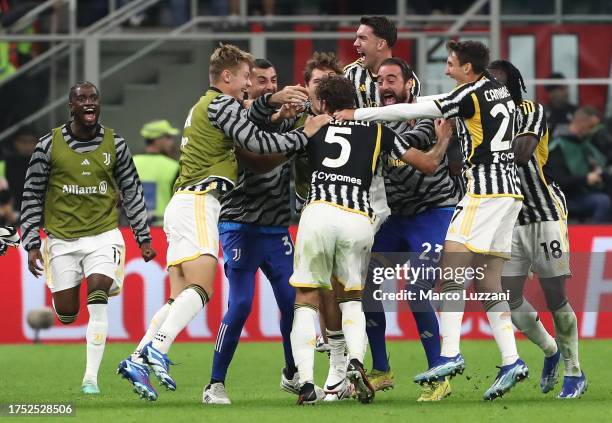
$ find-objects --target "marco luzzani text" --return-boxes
[371,263,510,302]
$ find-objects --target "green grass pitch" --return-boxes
[0,340,609,422]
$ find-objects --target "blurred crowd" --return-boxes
[545,74,612,223]
[1,1,612,223]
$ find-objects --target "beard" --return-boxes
[380,90,408,106]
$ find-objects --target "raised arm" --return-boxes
[335,100,443,122]
[209,95,310,154]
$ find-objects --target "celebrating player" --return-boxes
[335,40,529,400]
[248,52,358,401]
[489,60,587,399]
[290,75,452,405]
[20,82,156,395]
[117,43,328,401]
[364,57,464,401]
[204,58,299,404]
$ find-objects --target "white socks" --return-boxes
[132,301,172,363]
[439,283,465,358]
[486,301,519,366]
[84,303,108,384]
[290,305,318,385]
[326,329,346,370]
[552,302,581,376]
[153,285,208,354]
[511,299,557,357]
[440,311,464,358]
[338,301,366,363]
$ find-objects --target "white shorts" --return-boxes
[164,191,220,267]
[446,194,522,259]
[43,228,125,295]
[502,220,571,278]
[291,202,374,291]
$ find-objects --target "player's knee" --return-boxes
[55,310,79,325]
[229,297,253,321]
[87,289,109,305]
[539,278,568,311]
[507,295,524,310]
[543,291,568,312]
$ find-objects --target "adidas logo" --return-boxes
[359,84,367,92]
[81,159,90,165]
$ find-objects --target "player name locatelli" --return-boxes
[373,289,510,302]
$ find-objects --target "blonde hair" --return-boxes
[209,43,254,81]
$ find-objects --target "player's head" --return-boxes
[488,59,527,104]
[249,58,277,100]
[545,72,570,106]
[68,81,100,127]
[354,16,396,70]
[304,52,343,114]
[445,40,489,84]
[377,57,416,106]
[315,75,355,115]
[140,119,179,156]
[570,106,600,138]
[209,43,254,101]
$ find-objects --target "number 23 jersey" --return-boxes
[304,120,409,219]
[434,74,522,198]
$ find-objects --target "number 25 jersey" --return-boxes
[435,74,522,198]
[305,120,409,219]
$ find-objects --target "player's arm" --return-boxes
[416,93,450,103]
[399,118,435,150]
[113,136,155,261]
[209,95,326,154]
[513,102,546,166]
[335,101,443,122]
[234,146,289,174]
[247,91,303,133]
[385,120,452,175]
[20,135,51,276]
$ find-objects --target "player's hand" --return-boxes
[272,103,302,123]
[434,118,453,142]
[586,169,602,186]
[332,109,355,121]
[303,114,332,137]
[28,248,44,277]
[140,241,157,262]
[269,85,309,107]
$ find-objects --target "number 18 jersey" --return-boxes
[434,74,522,198]
[305,120,409,219]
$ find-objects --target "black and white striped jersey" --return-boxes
[20,123,151,251]
[344,58,379,108]
[217,94,307,227]
[435,74,522,198]
[219,162,292,227]
[305,120,410,218]
[514,100,567,225]
[383,119,464,216]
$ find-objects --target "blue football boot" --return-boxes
[414,354,466,385]
[541,349,561,393]
[140,342,176,391]
[558,372,587,399]
[483,358,529,401]
[117,357,158,401]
